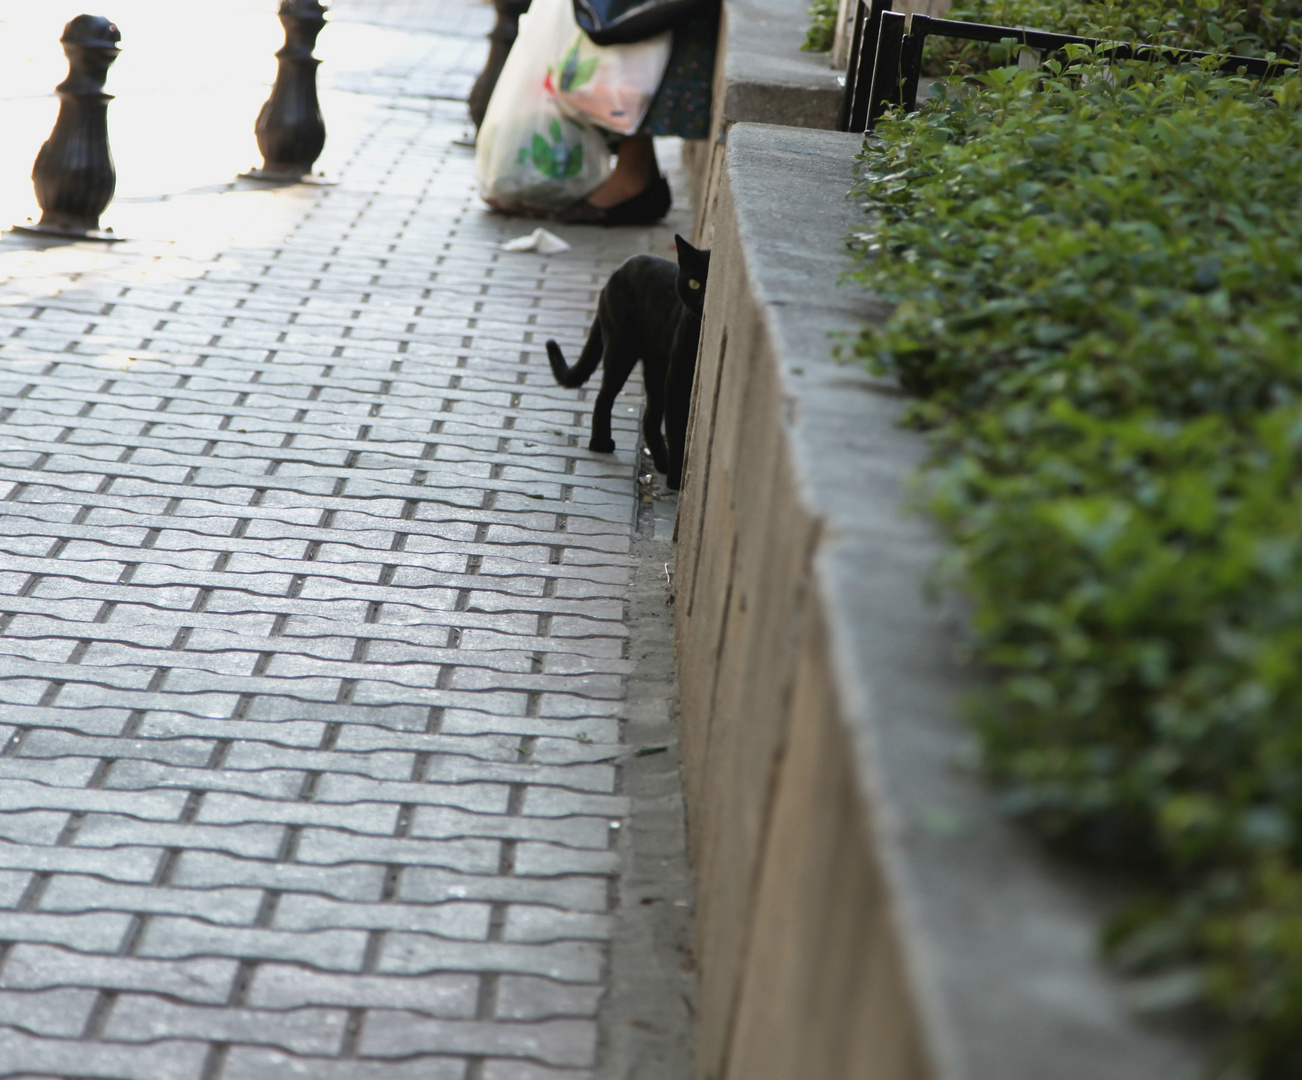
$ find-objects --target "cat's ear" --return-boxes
[675,234,709,275]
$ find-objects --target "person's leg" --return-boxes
[585,136,659,208]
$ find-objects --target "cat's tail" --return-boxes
[546,323,602,389]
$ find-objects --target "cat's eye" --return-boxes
[689,279,701,290]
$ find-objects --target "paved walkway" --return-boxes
[0,3,691,1077]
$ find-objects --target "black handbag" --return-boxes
[573,0,718,45]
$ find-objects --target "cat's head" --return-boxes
[674,234,710,317]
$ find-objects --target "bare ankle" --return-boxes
[585,173,648,208]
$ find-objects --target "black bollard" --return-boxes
[22,15,122,240]
[468,0,532,133]
[248,0,328,181]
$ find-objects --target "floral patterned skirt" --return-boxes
[637,4,720,140]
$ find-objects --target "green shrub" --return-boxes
[803,0,839,52]
[849,55,1302,1076]
[927,0,1302,74]
[954,0,1302,56]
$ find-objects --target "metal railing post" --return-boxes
[867,10,906,129]
[843,0,893,132]
[899,14,930,113]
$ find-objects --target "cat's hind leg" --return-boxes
[588,378,619,454]
[642,372,669,474]
[663,327,698,490]
[665,396,687,490]
[588,335,638,455]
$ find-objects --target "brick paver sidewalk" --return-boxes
[0,3,690,1077]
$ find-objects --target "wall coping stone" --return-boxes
[709,120,1205,1080]
[689,0,844,242]
[717,0,845,129]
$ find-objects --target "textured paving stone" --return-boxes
[496,975,604,1021]
[221,1049,466,1080]
[0,1030,210,1080]
[0,0,686,1072]
[0,987,100,1037]
[0,945,238,1003]
[103,997,351,1055]
[246,965,479,1015]
[358,1012,597,1067]
[485,1065,596,1080]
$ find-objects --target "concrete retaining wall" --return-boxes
[673,122,1205,1080]
[688,0,957,244]
[690,0,846,245]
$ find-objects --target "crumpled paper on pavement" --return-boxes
[500,228,571,254]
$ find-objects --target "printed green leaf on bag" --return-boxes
[530,133,559,178]
[559,38,601,91]
[527,120,586,180]
[562,141,584,178]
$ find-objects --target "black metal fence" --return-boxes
[839,0,1293,132]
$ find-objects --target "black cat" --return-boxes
[545,233,709,490]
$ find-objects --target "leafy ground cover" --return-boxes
[803,0,838,52]
[849,52,1302,1078]
[931,0,1302,73]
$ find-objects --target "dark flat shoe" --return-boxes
[555,175,671,227]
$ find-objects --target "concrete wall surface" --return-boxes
[673,122,1205,1080]
[691,0,846,244]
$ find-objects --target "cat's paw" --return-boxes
[588,436,616,454]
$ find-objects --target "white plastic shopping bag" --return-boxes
[476,0,612,209]
[551,29,672,136]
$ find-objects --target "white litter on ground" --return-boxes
[500,227,572,254]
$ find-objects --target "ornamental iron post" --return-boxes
[468,0,532,132]
[249,0,328,180]
[23,15,122,240]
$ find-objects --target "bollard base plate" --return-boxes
[239,168,338,186]
[10,221,124,243]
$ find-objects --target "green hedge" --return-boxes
[930,0,1302,73]
[850,55,1302,1077]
